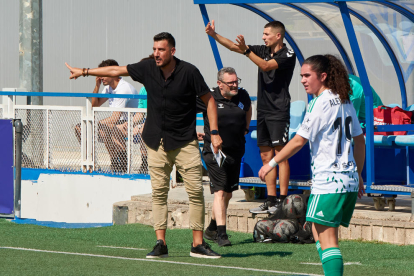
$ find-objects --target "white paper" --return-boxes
[210,144,226,167]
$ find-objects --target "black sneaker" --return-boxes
[203,228,217,242]
[217,233,232,247]
[267,198,283,215]
[190,240,221,259]
[146,239,168,258]
[249,200,274,214]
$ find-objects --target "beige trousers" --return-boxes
[146,139,205,231]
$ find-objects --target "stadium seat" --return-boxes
[405,104,414,112]
[250,100,307,141]
[288,101,306,140]
[387,103,401,108]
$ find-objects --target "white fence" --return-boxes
[1,95,148,175]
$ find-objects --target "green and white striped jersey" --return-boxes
[297,89,363,194]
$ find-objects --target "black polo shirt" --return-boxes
[127,57,209,151]
[249,44,296,120]
[197,87,251,158]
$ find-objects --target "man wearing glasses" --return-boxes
[206,20,296,215]
[197,67,252,246]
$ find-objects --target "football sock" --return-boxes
[267,195,276,203]
[316,241,323,261]
[217,225,226,236]
[207,219,217,231]
[279,195,287,201]
[321,247,344,276]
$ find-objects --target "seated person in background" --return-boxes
[75,59,138,172]
[348,74,383,129]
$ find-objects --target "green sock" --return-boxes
[321,247,343,276]
[316,241,322,261]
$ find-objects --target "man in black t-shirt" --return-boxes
[65,32,222,259]
[196,67,252,247]
[206,21,296,215]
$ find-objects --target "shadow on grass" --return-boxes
[222,251,293,258]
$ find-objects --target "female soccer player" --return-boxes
[259,54,365,276]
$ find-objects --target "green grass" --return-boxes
[1,219,414,275]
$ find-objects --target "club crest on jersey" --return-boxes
[287,49,294,57]
[218,103,224,108]
[238,102,244,109]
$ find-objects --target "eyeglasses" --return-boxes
[220,78,241,86]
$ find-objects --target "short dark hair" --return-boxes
[264,21,285,38]
[153,32,176,48]
[98,59,119,67]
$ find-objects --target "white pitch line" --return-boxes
[96,246,146,251]
[1,247,323,276]
[301,262,361,266]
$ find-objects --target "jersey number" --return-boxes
[333,116,352,155]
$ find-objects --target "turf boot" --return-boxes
[249,200,274,214]
[203,228,217,242]
[217,233,232,247]
[267,198,283,215]
[146,239,168,258]
[190,240,221,259]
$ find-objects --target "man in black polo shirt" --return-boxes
[206,20,296,215]
[197,67,252,247]
[65,32,222,259]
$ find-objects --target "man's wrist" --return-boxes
[268,158,278,168]
[243,48,251,56]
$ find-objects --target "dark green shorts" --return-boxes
[306,192,358,227]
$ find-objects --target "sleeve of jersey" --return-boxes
[191,68,210,97]
[248,45,263,56]
[241,89,251,111]
[350,104,363,137]
[126,61,147,84]
[296,101,325,142]
[274,50,296,70]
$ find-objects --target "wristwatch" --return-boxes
[211,130,219,135]
[243,48,251,56]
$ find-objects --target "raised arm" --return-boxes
[234,35,279,72]
[205,20,244,54]
[91,77,108,107]
[65,63,129,79]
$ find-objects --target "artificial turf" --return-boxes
[1,219,413,275]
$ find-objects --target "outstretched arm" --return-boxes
[65,63,129,79]
[205,20,244,54]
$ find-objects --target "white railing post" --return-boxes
[84,97,94,172]
[127,111,131,174]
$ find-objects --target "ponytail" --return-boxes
[303,54,351,103]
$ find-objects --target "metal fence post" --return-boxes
[14,119,23,218]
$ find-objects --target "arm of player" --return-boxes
[200,92,222,153]
[245,105,252,135]
[205,20,244,54]
[258,134,308,181]
[234,35,279,72]
[353,134,366,198]
[65,63,129,79]
[91,77,108,107]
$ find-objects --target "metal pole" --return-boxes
[14,119,23,218]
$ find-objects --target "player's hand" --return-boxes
[234,35,248,53]
[205,20,216,36]
[358,173,365,199]
[258,163,273,182]
[65,63,82,80]
[196,132,205,141]
[95,77,102,88]
[210,134,222,154]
